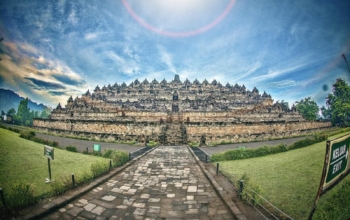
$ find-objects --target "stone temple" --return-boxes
[34,75,331,145]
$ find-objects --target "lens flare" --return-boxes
[122,0,236,37]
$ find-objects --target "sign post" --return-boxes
[44,145,54,183]
[308,133,350,219]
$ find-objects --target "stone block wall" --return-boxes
[34,112,331,144]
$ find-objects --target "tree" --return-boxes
[295,97,319,121]
[1,110,5,121]
[39,109,50,119]
[17,98,31,125]
[322,78,350,127]
[6,108,16,117]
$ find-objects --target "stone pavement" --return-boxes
[43,146,235,219]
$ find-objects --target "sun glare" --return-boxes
[122,0,236,37]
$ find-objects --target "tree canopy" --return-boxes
[17,98,31,125]
[2,98,50,125]
[322,78,350,127]
[295,97,319,121]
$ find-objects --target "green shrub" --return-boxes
[102,149,128,167]
[220,140,233,145]
[76,171,93,185]
[4,182,37,211]
[91,161,109,178]
[18,130,59,148]
[92,151,102,156]
[66,146,78,152]
[189,141,199,147]
[270,143,288,154]
[314,133,328,142]
[147,140,158,147]
[238,173,263,206]
[207,142,218,147]
[19,130,36,139]
[49,180,68,196]
[288,138,316,150]
[211,133,333,162]
[0,124,21,133]
[210,152,225,162]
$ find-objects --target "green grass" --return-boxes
[218,132,350,220]
[0,128,110,198]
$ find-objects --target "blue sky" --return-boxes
[0,0,350,109]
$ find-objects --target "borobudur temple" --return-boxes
[33,75,331,145]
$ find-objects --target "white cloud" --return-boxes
[106,51,140,76]
[0,41,87,107]
[268,79,307,88]
[157,45,176,73]
[85,32,98,40]
[68,8,78,25]
[233,62,261,81]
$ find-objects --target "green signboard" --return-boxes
[323,133,350,191]
[308,133,350,219]
[44,145,54,160]
[93,144,101,152]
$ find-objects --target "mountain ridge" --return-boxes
[0,88,50,113]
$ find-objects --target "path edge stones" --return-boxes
[187,146,248,220]
[20,146,159,220]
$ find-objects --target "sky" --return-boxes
[0,0,350,109]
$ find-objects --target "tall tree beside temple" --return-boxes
[295,97,319,121]
[322,78,350,127]
[17,98,31,125]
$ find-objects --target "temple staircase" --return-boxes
[159,112,187,145]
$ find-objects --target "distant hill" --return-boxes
[0,88,50,114]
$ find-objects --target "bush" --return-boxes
[4,182,37,211]
[66,146,78,152]
[49,180,68,196]
[76,171,93,185]
[19,130,36,139]
[189,141,199,147]
[288,138,316,150]
[211,132,333,162]
[91,161,109,178]
[210,152,225,162]
[314,133,328,142]
[147,140,158,147]
[238,173,263,206]
[102,149,128,167]
[18,130,59,148]
[92,151,102,156]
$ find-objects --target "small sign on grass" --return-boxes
[44,145,54,183]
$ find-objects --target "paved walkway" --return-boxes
[44,146,235,219]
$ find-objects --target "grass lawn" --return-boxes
[218,132,350,220]
[0,128,110,197]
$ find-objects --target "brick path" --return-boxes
[44,146,234,219]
